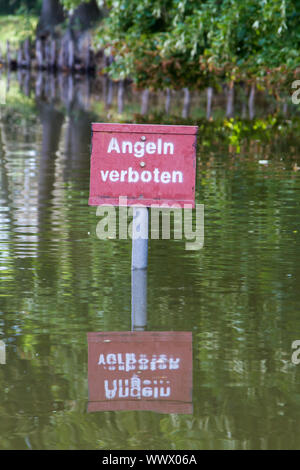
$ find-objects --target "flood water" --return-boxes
[1,72,300,450]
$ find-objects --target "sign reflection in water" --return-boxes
[88,255,192,414]
[88,331,192,413]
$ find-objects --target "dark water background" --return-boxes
[1,72,300,449]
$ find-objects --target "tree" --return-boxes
[0,1,42,15]
[36,0,65,38]
[96,0,300,91]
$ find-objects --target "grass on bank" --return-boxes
[0,15,38,51]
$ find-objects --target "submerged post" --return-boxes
[131,206,148,270]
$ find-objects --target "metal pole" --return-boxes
[131,206,148,331]
[131,206,148,270]
[131,268,147,331]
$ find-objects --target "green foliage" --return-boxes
[0,15,38,47]
[1,0,300,91]
[0,0,42,15]
[97,0,300,89]
[59,0,90,9]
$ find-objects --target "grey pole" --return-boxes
[131,206,148,270]
[131,268,147,331]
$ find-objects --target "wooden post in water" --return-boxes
[206,86,213,119]
[24,38,31,69]
[45,39,51,69]
[36,39,44,69]
[17,45,23,68]
[165,88,171,115]
[248,83,256,120]
[182,88,190,118]
[141,89,149,115]
[106,78,113,107]
[226,81,234,118]
[84,33,92,72]
[68,39,75,71]
[118,80,125,114]
[58,38,64,70]
[50,39,56,70]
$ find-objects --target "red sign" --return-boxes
[87,332,193,414]
[89,123,198,208]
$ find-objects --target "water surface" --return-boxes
[0,73,300,450]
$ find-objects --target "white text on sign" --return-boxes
[107,138,174,158]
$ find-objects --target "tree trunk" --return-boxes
[36,0,65,39]
[70,0,102,32]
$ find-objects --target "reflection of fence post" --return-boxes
[131,269,147,331]
[23,70,30,97]
[0,341,5,365]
